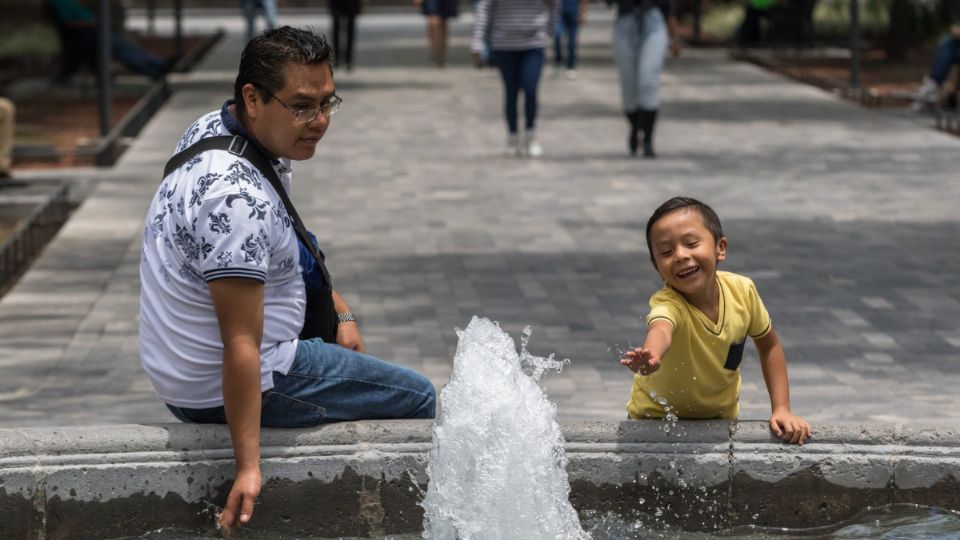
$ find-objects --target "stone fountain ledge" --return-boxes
[1,420,958,538]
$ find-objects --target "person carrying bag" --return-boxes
[162,134,339,342]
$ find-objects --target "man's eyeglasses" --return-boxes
[260,88,343,124]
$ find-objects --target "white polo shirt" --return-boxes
[139,105,306,408]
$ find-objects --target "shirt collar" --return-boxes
[220,99,290,173]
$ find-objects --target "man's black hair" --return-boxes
[234,26,333,111]
[645,197,724,266]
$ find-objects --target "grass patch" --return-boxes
[0,25,60,60]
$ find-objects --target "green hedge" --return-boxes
[701,0,952,43]
[0,25,59,61]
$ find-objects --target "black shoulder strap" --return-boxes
[163,135,332,288]
[164,136,238,178]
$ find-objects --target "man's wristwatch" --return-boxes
[337,312,357,324]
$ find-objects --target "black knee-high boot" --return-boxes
[626,110,641,156]
[638,108,658,158]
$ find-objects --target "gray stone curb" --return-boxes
[1,420,958,538]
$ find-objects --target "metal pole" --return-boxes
[146,0,156,35]
[693,0,702,44]
[850,0,861,88]
[97,0,112,137]
[175,0,184,60]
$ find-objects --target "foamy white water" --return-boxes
[421,316,590,540]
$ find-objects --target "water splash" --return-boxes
[421,316,590,540]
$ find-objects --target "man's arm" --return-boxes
[620,319,673,375]
[754,327,812,444]
[209,278,265,529]
[331,289,364,352]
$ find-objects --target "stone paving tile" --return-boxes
[0,11,958,428]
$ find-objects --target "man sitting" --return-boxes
[46,0,168,81]
[139,27,436,531]
[914,25,960,111]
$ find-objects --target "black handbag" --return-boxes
[163,135,339,343]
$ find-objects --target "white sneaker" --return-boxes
[912,76,939,112]
[564,69,578,80]
[914,77,940,103]
[506,134,522,157]
[524,131,543,158]
[917,76,938,101]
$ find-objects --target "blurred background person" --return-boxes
[331,0,362,70]
[45,0,168,81]
[415,0,459,67]
[610,0,680,158]
[554,0,589,79]
[736,0,775,46]
[243,0,278,42]
[913,23,960,111]
[473,0,559,157]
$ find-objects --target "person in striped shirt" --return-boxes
[473,0,561,157]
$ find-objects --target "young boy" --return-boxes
[620,197,812,445]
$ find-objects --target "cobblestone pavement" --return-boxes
[1,10,958,427]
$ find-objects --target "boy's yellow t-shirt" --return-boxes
[627,271,772,420]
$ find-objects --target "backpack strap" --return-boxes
[163,135,332,288]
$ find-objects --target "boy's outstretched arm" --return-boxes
[754,327,812,445]
[620,319,673,375]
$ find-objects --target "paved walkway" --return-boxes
[2,10,958,427]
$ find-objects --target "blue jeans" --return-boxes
[58,29,166,79]
[492,48,545,134]
[165,339,436,427]
[554,11,580,70]
[613,9,667,112]
[242,0,278,42]
[930,35,960,86]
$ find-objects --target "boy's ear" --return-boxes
[716,236,728,262]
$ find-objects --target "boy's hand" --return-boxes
[769,410,812,445]
[619,347,661,375]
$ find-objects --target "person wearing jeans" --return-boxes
[140,28,436,532]
[167,338,435,427]
[554,0,588,77]
[491,49,545,154]
[46,0,168,80]
[611,0,680,158]
[915,26,960,109]
[473,0,560,157]
[242,0,278,42]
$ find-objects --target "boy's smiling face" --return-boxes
[649,208,728,300]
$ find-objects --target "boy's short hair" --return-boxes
[234,26,333,111]
[645,197,724,265]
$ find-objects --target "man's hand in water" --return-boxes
[619,347,661,375]
[220,466,261,531]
